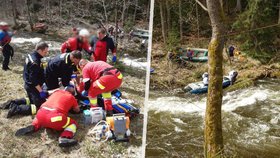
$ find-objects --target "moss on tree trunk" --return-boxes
[204,0,225,157]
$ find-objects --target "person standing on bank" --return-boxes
[90,28,117,63]
[0,42,49,118]
[0,22,15,71]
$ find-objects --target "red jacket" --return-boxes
[90,36,116,62]
[41,90,78,115]
[82,61,114,82]
[61,37,91,53]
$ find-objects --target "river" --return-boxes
[146,79,280,157]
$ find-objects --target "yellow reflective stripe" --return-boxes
[62,117,71,128]
[65,53,70,64]
[117,73,123,79]
[25,98,30,105]
[51,116,62,122]
[96,80,105,90]
[31,104,37,115]
[65,124,77,133]
[102,92,111,99]
[89,98,97,105]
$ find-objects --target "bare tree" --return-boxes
[179,0,183,41]
[236,0,242,12]
[25,0,33,31]
[159,0,167,44]
[102,0,108,23]
[204,0,225,157]
[10,0,18,26]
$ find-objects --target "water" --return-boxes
[146,79,280,157]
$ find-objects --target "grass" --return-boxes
[150,43,280,93]
[0,42,144,158]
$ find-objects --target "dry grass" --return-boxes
[0,63,143,158]
[150,43,280,93]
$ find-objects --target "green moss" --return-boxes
[225,79,254,92]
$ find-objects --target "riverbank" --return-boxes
[0,29,146,157]
[150,43,280,94]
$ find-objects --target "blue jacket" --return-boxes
[0,30,13,46]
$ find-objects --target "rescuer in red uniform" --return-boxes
[90,28,117,62]
[15,86,80,147]
[79,59,122,115]
[61,29,92,54]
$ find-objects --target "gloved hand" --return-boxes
[71,74,77,79]
[40,91,48,99]
[81,90,88,97]
[112,55,117,63]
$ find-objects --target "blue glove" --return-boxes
[71,74,77,79]
[82,90,88,97]
[112,56,117,62]
[40,91,48,99]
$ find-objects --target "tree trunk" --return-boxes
[159,0,167,44]
[278,0,280,24]
[102,0,108,23]
[25,0,33,31]
[204,0,225,157]
[236,0,242,12]
[121,0,126,27]
[133,0,138,23]
[10,0,18,27]
[179,0,183,42]
[165,0,170,35]
[115,0,118,46]
[196,2,200,38]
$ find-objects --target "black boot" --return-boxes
[0,100,15,109]
[15,125,35,136]
[58,137,78,147]
[7,103,21,118]
[7,104,32,118]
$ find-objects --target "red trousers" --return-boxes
[32,107,77,138]
[89,72,122,110]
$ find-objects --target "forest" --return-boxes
[153,0,280,62]
[0,0,150,33]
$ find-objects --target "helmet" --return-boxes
[187,47,190,50]
[79,29,90,37]
[0,21,8,26]
[202,72,209,78]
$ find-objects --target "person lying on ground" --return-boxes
[0,42,49,118]
[15,86,80,147]
[78,59,123,116]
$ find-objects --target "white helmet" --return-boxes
[79,29,90,37]
[202,72,209,78]
[0,21,8,26]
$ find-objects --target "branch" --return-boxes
[195,0,208,12]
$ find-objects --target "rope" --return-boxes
[87,120,111,142]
